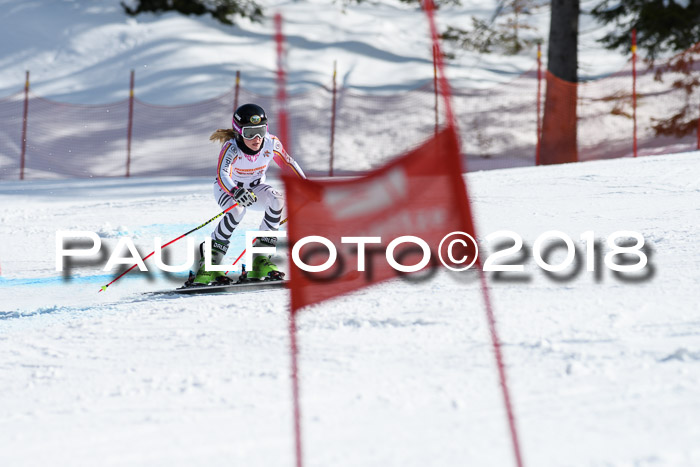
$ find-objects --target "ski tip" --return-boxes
[99,285,107,293]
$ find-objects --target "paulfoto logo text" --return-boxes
[55,229,652,280]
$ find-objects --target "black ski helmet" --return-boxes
[233,103,267,133]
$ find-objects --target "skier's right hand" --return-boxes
[232,187,257,207]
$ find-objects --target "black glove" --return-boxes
[232,187,257,207]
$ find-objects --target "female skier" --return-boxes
[191,103,306,285]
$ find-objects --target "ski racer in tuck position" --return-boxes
[189,103,306,286]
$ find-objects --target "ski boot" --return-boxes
[245,236,285,281]
[189,239,231,286]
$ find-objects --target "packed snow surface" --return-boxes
[1,0,698,465]
[1,152,700,466]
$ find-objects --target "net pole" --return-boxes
[697,68,700,150]
[536,44,542,166]
[20,71,30,180]
[632,29,638,158]
[233,70,241,116]
[329,60,337,177]
[126,69,135,177]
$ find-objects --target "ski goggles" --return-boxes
[240,124,267,140]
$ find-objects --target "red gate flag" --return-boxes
[282,125,477,313]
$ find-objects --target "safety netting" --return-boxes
[1,48,699,180]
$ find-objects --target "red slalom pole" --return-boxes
[288,311,302,467]
[433,44,439,138]
[477,259,525,467]
[536,43,543,166]
[98,203,238,292]
[423,0,525,466]
[276,12,303,467]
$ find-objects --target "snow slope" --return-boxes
[1,1,699,465]
[1,152,700,466]
[0,0,627,104]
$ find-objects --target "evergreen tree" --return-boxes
[591,0,700,139]
[121,0,263,25]
[591,0,700,60]
[439,0,545,56]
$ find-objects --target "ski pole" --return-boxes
[225,217,288,274]
[98,203,239,292]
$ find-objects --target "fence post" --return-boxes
[329,61,337,177]
[20,70,30,180]
[233,70,240,116]
[433,44,439,138]
[536,44,542,166]
[126,70,135,177]
[632,29,638,158]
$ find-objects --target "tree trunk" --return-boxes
[540,0,579,165]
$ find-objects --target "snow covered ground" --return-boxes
[0,0,627,104]
[1,0,699,465]
[2,152,700,466]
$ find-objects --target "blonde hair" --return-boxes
[210,128,238,144]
